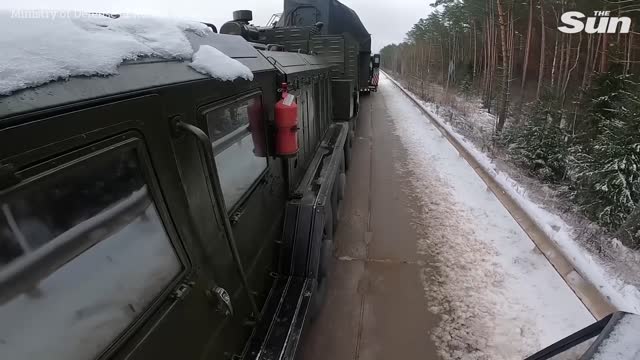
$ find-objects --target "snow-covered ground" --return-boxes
[379,74,594,359]
[388,73,640,316]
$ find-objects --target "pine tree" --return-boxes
[501,92,568,182]
[570,70,640,234]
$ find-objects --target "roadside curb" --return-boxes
[383,70,617,320]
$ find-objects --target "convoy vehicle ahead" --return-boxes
[367,54,381,93]
[0,1,369,359]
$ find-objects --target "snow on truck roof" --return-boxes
[0,11,255,97]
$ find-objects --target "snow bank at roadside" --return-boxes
[381,75,592,359]
[0,11,251,95]
[385,72,640,315]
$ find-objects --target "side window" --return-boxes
[0,146,182,360]
[205,94,267,210]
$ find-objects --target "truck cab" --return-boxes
[0,19,348,360]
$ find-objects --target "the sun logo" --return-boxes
[558,11,632,34]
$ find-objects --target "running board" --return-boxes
[282,122,348,279]
[242,122,348,360]
[241,277,314,360]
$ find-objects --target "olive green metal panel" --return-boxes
[310,36,346,78]
[263,26,319,44]
[0,95,239,360]
[358,52,371,89]
[344,35,359,82]
[331,79,354,121]
[0,66,288,360]
[0,19,338,358]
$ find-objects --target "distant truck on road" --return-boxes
[369,54,380,92]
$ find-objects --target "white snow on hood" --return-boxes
[0,11,216,95]
[189,45,254,81]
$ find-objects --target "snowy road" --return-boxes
[301,74,595,359]
[382,73,596,358]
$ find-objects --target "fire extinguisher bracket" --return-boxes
[279,150,299,158]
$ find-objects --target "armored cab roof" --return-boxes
[0,17,275,121]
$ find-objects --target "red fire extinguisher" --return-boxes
[275,83,299,156]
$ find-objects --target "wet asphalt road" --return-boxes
[299,89,440,360]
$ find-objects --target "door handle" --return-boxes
[207,286,233,317]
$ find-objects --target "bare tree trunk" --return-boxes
[509,10,515,86]
[483,17,489,100]
[484,14,492,107]
[536,0,546,100]
[473,20,478,80]
[551,4,559,89]
[427,42,432,77]
[562,33,582,109]
[551,32,559,88]
[558,33,566,95]
[507,9,515,117]
[600,34,609,73]
[521,0,534,94]
[563,35,572,94]
[489,5,498,113]
[582,34,593,90]
[496,0,510,131]
[625,31,633,75]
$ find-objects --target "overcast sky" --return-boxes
[5,0,432,52]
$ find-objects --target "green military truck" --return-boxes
[0,1,370,359]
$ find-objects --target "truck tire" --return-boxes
[310,236,333,322]
[344,137,352,171]
[338,171,346,201]
[324,205,334,237]
[309,277,327,322]
[318,239,334,278]
[353,95,359,117]
[331,183,340,231]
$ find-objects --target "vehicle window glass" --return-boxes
[547,337,596,359]
[206,95,267,210]
[0,147,182,360]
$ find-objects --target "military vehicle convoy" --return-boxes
[0,1,371,359]
[2,0,634,358]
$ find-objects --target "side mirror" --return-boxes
[525,312,639,360]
